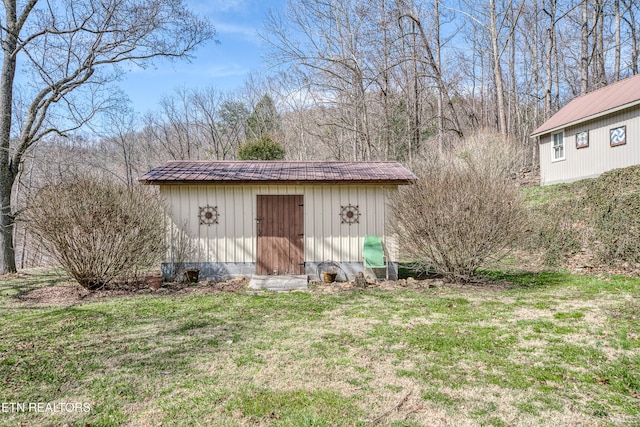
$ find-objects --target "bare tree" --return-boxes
[489,0,508,135]
[580,0,589,94]
[191,87,228,159]
[0,0,213,273]
[142,86,250,162]
[592,0,607,88]
[543,0,559,116]
[256,0,640,170]
[263,0,380,160]
[621,0,639,75]
[397,0,464,140]
[614,0,621,81]
[451,0,525,137]
[96,103,140,189]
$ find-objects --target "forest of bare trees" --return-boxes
[262,0,640,165]
[5,0,640,270]
[46,0,637,170]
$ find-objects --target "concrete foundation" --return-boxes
[162,262,256,282]
[248,275,308,291]
[162,261,398,282]
[305,261,398,281]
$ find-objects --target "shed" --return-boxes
[532,73,640,186]
[139,161,416,281]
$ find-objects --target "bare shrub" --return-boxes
[166,220,198,282]
[453,130,526,179]
[24,177,166,290]
[392,132,526,282]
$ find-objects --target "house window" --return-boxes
[576,130,589,149]
[610,125,626,147]
[552,132,565,161]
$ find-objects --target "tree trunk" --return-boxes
[624,0,639,74]
[625,0,638,76]
[508,3,518,137]
[544,0,556,117]
[531,0,542,167]
[580,0,589,95]
[404,13,463,139]
[490,0,507,136]
[0,1,19,274]
[0,176,16,274]
[632,10,639,74]
[593,0,606,87]
[614,0,621,81]
[381,0,391,160]
[434,0,444,152]
[411,21,420,159]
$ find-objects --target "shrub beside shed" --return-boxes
[139,161,416,281]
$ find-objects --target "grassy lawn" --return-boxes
[0,270,639,426]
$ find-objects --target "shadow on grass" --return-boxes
[397,262,442,280]
[0,296,261,421]
[478,270,569,290]
[398,262,569,291]
[0,290,359,424]
[0,270,68,302]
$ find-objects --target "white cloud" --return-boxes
[173,62,249,79]
[215,23,260,43]
[201,64,249,78]
[124,61,249,80]
[189,0,248,14]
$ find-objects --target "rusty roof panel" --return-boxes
[139,161,417,185]
[531,74,640,137]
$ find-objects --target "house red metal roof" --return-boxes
[531,73,640,137]
[139,161,417,185]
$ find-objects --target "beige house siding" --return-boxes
[160,184,397,265]
[540,105,640,185]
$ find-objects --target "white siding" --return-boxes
[540,106,640,185]
[160,184,398,264]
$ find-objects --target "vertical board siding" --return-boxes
[160,184,397,264]
[541,106,640,185]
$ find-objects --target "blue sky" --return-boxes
[118,0,285,113]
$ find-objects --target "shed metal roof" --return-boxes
[139,161,417,185]
[531,73,640,137]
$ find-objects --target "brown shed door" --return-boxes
[256,195,304,275]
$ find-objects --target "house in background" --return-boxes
[532,73,640,186]
[139,161,416,281]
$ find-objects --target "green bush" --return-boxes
[591,193,640,264]
[238,136,285,160]
[583,168,640,266]
[526,165,640,269]
[527,198,582,267]
[25,178,166,290]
